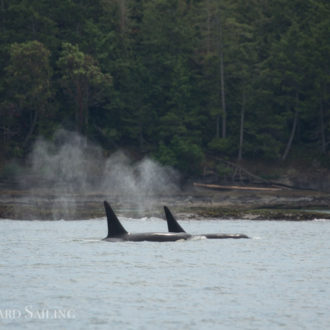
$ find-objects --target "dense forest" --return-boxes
[0,0,329,176]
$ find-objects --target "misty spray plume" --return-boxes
[23,129,180,219]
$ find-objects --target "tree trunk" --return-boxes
[76,81,85,133]
[238,89,246,161]
[320,97,326,154]
[118,0,127,33]
[85,85,89,134]
[0,0,5,31]
[218,14,226,139]
[216,114,220,139]
[220,49,226,138]
[23,109,38,149]
[78,93,83,133]
[282,106,298,161]
[206,0,211,54]
[139,124,144,151]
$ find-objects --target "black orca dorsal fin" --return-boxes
[164,206,186,233]
[104,201,128,237]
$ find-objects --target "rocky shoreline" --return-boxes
[0,184,329,220]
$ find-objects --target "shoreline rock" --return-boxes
[0,185,329,220]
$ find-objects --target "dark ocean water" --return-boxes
[1,217,329,329]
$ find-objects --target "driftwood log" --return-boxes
[193,182,282,191]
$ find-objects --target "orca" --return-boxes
[103,201,192,242]
[103,201,249,242]
[164,206,249,239]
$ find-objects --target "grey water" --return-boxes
[1,217,330,330]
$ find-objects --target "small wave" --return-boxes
[190,235,207,241]
[72,238,101,243]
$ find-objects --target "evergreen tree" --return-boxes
[57,42,112,135]
[1,40,52,156]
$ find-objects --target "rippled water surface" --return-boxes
[1,217,330,329]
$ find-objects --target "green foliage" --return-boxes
[2,40,53,155]
[208,138,233,155]
[6,40,51,107]
[216,164,233,178]
[57,42,112,134]
[0,161,22,179]
[0,0,329,176]
[156,137,204,175]
[155,142,177,167]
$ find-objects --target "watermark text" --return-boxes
[0,306,76,320]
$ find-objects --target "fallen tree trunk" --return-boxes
[193,182,283,191]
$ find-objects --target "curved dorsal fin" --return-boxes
[104,201,128,237]
[164,206,186,233]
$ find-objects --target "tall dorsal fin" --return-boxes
[164,206,186,233]
[104,201,128,237]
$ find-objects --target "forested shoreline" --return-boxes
[0,0,329,178]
